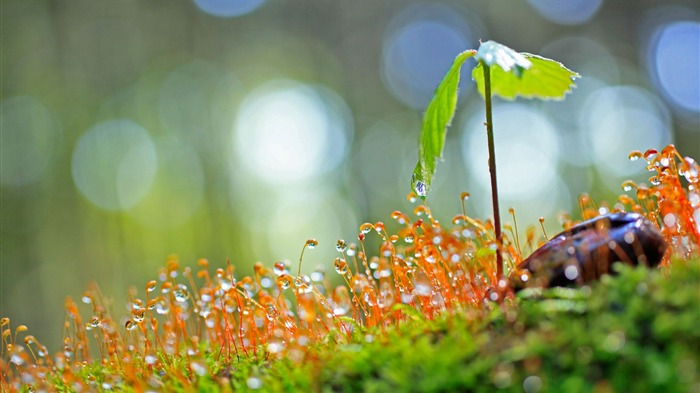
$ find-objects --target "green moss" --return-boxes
[239,261,699,392]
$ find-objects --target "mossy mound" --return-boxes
[241,261,699,393]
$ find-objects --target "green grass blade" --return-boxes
[412,49,476,200]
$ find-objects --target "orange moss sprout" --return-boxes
[1,145,699,391]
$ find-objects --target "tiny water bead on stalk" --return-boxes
[511,145,699,291]
[623,146,700,258]
[1,146,698,391]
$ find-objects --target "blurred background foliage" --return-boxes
[1,0,698,350]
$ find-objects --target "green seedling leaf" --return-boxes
[473,42,579,100]
[412,49,476,200]
[475,40,532,77]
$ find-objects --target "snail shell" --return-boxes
[511,212,667,290]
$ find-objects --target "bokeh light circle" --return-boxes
[193,0,265,18]
[0,96,58,187]
[381,4,473,109]
[461,103,567,224]
[72,119,157,211]
[462,103,561,199]
[247,189,358,274]
[527,0,602,25]
[232,80,352,185]
[356,115,418,205]
[579,86,672,189]
[127,138,205,229]
[648,20,700,114]
[158,60,240,146]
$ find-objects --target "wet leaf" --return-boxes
[472,41,579,100]
[474,40,532,77]
[412,49,476,200]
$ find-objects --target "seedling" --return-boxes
[411,40,579,278]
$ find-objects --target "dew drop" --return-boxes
[266,304,278,321]
[414,180,427,197]
[391,211,406,224]
[404,235,415,244]
[223,277,237,292]
[277,274,293,290]
[125,320,137,331]
[680,157,699,182]
[173,284,190,302]
[155,299,170,315]
[359,223,373,234]
[414,205,430,217]
[146,280,157,293]
[621,180,637,192]
[412,271,432,297]
[374,221,385,233]
[335,239,347,252]
[295,276,313,294]
[333,258,349,275]
[131,308,146,323]
[273,262,287,276]
[305,239,318,249]
[627,150,643,161]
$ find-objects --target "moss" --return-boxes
[240,261,699,393]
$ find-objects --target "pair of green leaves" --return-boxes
[411,41,579,199]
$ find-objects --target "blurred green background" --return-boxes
[1,0,698,350]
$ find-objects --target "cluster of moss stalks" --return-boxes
[34,260,696,393]
[2,143,698,392]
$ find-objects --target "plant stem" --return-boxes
[482,63,503,279]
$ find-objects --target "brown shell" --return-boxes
[510,212,667,290]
